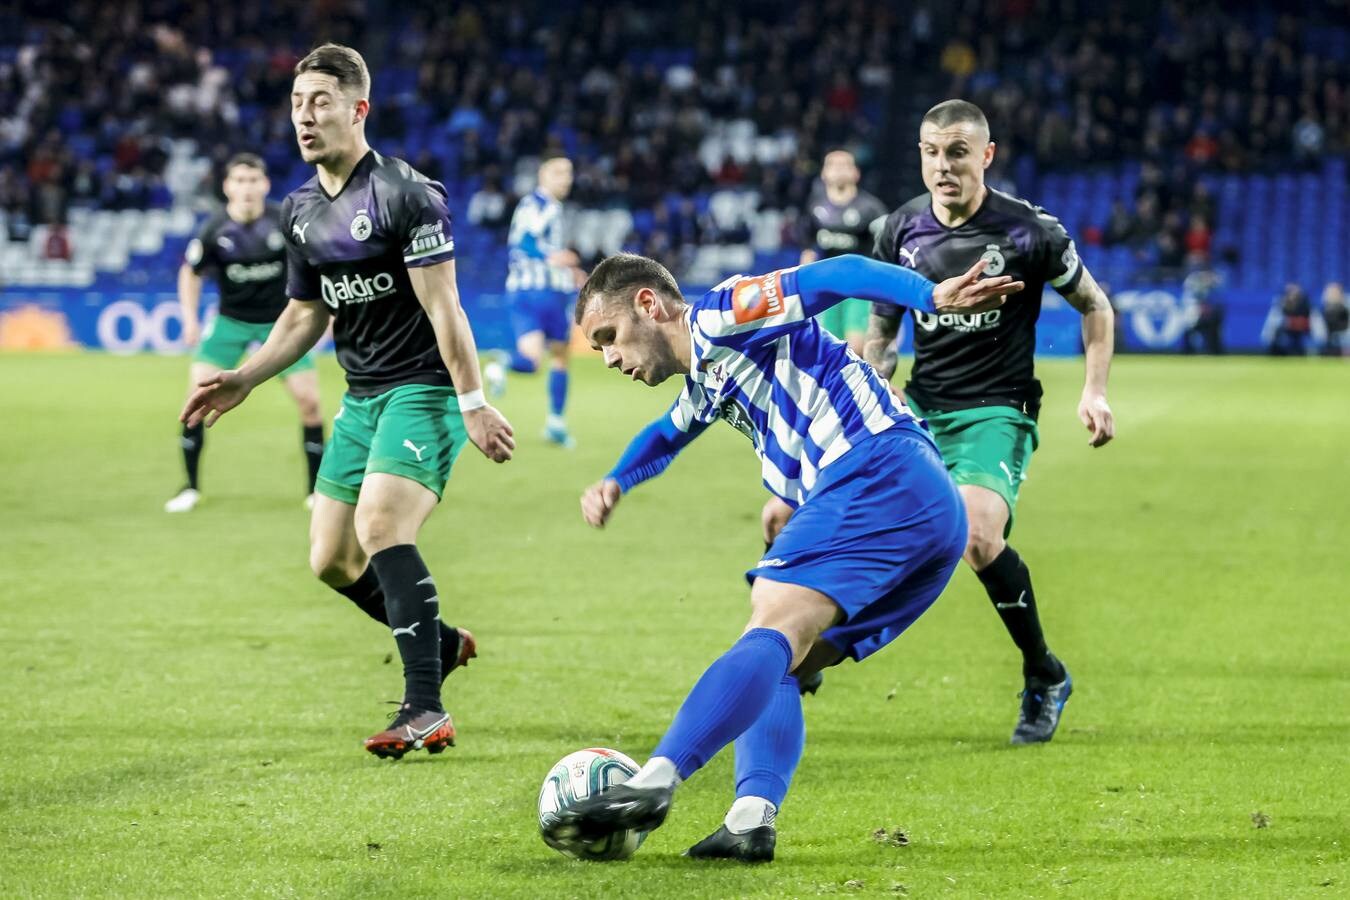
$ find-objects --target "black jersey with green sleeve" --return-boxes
[183,203,288,324]
[871,188,1083,416]
[281,150,457,397]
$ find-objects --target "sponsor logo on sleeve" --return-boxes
[406,220,451,256]
[1061,241,1079,273]
[731,271,785,324]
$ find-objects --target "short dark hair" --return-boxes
[921,99,989,136]
[295,43,371,97]
[224,152,266,175]
[576,253,683,324]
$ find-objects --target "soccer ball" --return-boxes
[538,747,648,860]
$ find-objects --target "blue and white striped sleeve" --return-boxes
[695,255,938,347]
[605,384,711,492]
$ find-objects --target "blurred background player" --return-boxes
[182,44,515,759]
[484,155,584,447]
[547,251,1018,860]
[797,149,890,356]
[166,153,323,513]
[862,99,1117,744]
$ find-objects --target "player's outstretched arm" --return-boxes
[796,254,1023,316]
[408,260,515,463]
[1062,265,1116,447]
[582,413,709,528]
[180,298,329,428]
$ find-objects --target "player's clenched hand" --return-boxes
[463,405,515,463]
[581,479,622,528]
[931,258,1025,314]
[181,369,252,428]
[1078,390,1115,447]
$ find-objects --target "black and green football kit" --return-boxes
[282,150,464,503]
[800,186,889,338]
[872,188,1083,532]
[185,203,315,377]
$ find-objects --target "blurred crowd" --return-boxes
[1,0,1347,284]
[943,1,1348,279]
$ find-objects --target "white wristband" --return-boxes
[457,388,486,411]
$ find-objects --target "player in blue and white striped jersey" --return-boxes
[483,155,584,446]
[543,252,1022,862]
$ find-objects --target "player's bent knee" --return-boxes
[353,507,412,555]
[747,580,842,669]
[309,544,362,586]
[964,526,1005,571]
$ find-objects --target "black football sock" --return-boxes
[333,569,461,661]
[975,545,1064,683]
[369,545,443,712]
[334,566,387,624]
[302,424,324,493]
[180,422,204,490]
[331,567,463,668]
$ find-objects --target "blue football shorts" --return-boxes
[745,422,968,662]
[507,289,574,343]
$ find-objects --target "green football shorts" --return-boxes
[817,297,871,340]
[906,398,1040,536]
[316,384,468,504]
[194,314,315,378]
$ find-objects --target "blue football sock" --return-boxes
[652,628,794,780]
[548,368,568,417]
[509,352,537,374]
[733,675,805,808]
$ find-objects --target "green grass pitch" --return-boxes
[1,351,1346,898]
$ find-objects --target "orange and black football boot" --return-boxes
[364,703,455,760]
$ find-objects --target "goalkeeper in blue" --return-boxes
[545,251,1022,861]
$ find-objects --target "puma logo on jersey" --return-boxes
[403,439,428,461]
[292,222,311,244]
[898,246,919,267]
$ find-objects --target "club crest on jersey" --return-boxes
[216,235,235,252]
[980,243,1006,276]
[266,230,285,251]
[731,272,785,324]
[350,210,374,242]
